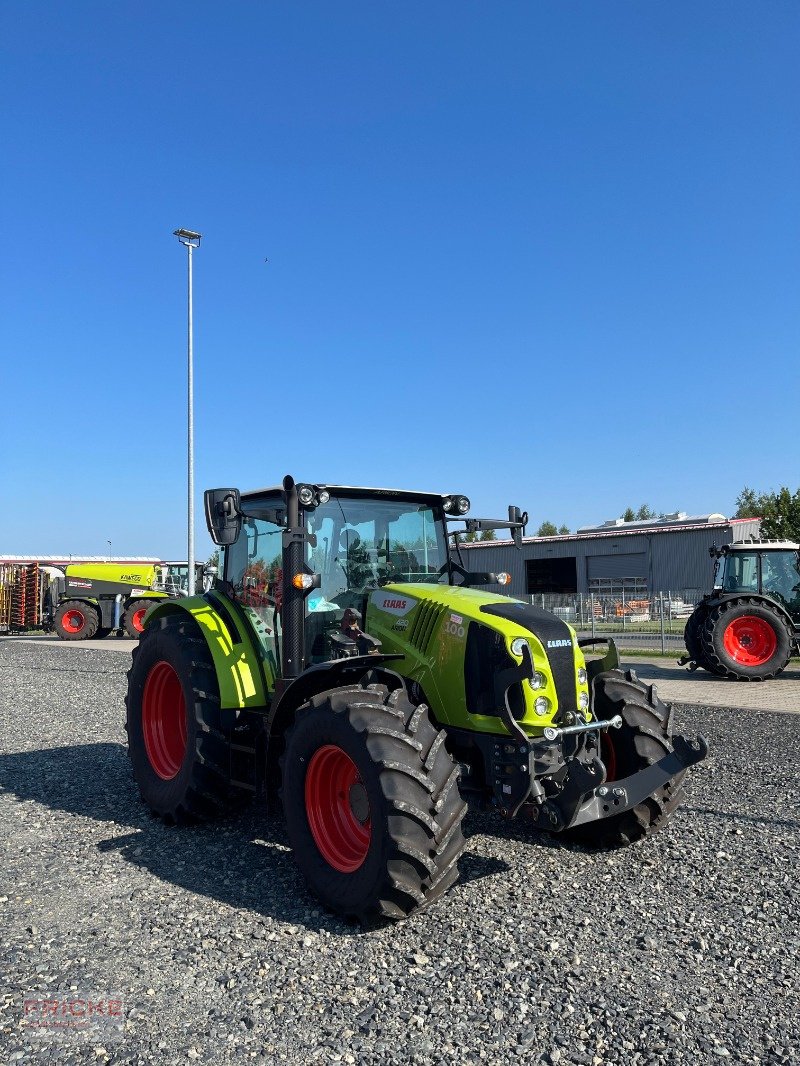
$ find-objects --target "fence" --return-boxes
[528,591,700,652]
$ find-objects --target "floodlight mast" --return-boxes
[173,228,202,595]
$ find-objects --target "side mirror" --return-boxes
[204,488,242,546]
[509,505,528,549]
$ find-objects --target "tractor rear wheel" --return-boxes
[280,681,466,922]
[700,598,793,681]
[124,599,152,639]
[125,612,248,822]
[566,668,685,848]
[53,601,99,641]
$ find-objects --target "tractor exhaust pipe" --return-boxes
[281,475,305,679]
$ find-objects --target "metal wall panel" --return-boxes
[459,518,763,599]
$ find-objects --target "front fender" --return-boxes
[144,594,270,709]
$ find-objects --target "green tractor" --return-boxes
[125,477,707,921]
[681,540,800,681]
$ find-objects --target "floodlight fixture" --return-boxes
[174,228,202,245]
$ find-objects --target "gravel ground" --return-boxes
[1,642,798,1065]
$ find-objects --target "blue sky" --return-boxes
[1,2,798,559]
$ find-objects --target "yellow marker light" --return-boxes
[292,573,314,590]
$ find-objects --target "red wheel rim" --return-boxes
[132,608,147,632]
[142,661,187,780]
[62,609,85,634]
[304,745,371,872]
[722,616,777,667]
[601,731,618,782]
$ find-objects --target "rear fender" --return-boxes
[144,594,269,709]
[706,592,795,630]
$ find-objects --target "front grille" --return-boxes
[407,601,446,654]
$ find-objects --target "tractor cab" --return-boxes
[714,541,800,621]
[216,480,519,675]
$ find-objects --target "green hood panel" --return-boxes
[365,583,588,735]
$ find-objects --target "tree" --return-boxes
[537,521,558,537]
[479,529,496,541]
[620,505,655,522]
[207,549,220,569]
[735,485,800,541]
[558,524,570,535]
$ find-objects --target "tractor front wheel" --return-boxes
[53,601,99,641]
[125,612,248,822]
[124,599,152,639]
[566,668,685,848]
[682,604,722,675]
[700,598,792,681]
[280,682,466,922]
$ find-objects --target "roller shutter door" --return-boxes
[587,553,647,580]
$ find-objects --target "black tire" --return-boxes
[682,604,722,674]
[699,597,793,681]
[125,612,248,823]
[566,668,685,848]
[280,681,466,922]
[123,599,153,639]
[53,600,99,641]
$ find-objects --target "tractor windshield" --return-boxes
[306,494,448,609]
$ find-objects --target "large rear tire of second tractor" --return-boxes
[700,598,793,681]
[565,669,685,849]
[280,682,467,923]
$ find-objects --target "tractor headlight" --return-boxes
[579,692,590,711]
[529,672,546,690]
[317,489,330,505]
[511,637,527,657]
[577,667,587,685]
[534,696,551,716]
[455,495,470,515]
[297,485,315,507]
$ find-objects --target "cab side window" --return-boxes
[224,498,283,677]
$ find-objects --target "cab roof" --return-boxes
[241,484,450,506]
[728,539,799,551]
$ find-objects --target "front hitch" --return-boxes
[548,732,709,831]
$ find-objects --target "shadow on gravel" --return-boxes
[0,742,509,934]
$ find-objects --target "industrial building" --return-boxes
[459,513,761,601]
